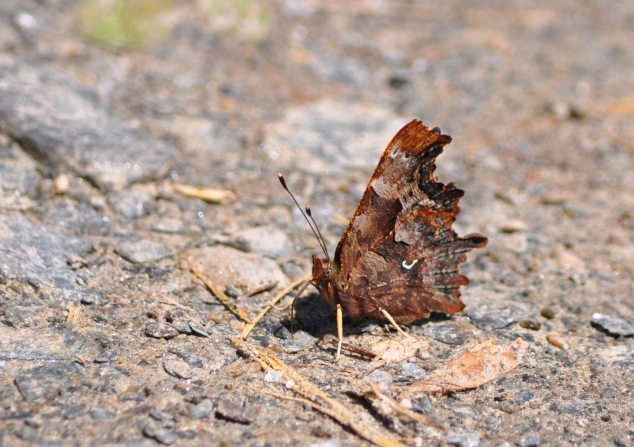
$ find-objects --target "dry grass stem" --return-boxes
[247,348,406,447]
[247,280,279,296]
[190,265,252,323]
[241,272,311,340]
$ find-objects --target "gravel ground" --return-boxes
[0,1,633,446]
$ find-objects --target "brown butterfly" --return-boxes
[280,120,487,360]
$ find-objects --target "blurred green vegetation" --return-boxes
[76,0,270,49]
[77,0,174,49]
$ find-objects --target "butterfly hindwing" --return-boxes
[332,120,487,323]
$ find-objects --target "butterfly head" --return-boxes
[311,254,338,307]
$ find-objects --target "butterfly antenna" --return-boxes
[278,173,329,260]
[305,205,330,263]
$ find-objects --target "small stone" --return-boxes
[215,400,255,424]
[264,370,284,383]
[149,409,174,423]
[172,320,192,334]
[267,323,292,340]
[540,308,555,319]
[143,420,178,445]
[182,245,289,292]
[189,322,210,338]
[163,358,192,379]
[224,284,242,298]
[519,319,541,331]
[517,433,540,447]
[424,323,469,345]
[464,303,527,330]
[226,225,294,259]
[108,186,152,219]
[52,173,69,194]
[600,388,618,399]
[367,369,393,391]
[94,351,118,363]
[411,396,433,414]
[89,407,117,420]
[546,333,568,349]
[116,239,173,264]
[591,313,634,337]
[513,390,534,404]
[283,330,316,353]
[78,289,102,305]
[444,428,481,447]
[285,379,295,389]
[399,362,427,380]
[188,399,214,420]
[151,218,187,234]
[145,322,179,339]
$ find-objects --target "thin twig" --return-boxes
[367,381,444,432]
[247,348,406,447]
[241,272,311,340]
[190,264,252,323]
[157,293,202,325]
[247,280,279,297]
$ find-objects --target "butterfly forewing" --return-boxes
[327,120,487,323]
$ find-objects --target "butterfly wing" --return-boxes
[334,120,487,323]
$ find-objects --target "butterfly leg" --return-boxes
[378,307,411,338]
[334,304,343,362]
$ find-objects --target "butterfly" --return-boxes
[280,120,487,360]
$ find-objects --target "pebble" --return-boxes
[215,400,255,424]
[540,308,556,319]
[182,245,289,291]
[94,351,118,363]
[519,319,541,331]
[283,330,316,353]
[444,428,481,447]
[264,370,284,383]
[116,239,173,264]
[151,217,188,234]
[108,187,152,219]
[513,390,535,404]
[591,313,634,337]
[189,322,210,338]
[163,358,192,379]
[188,399,214,420]
[226,225,294,259]
[267,323,292,340]
[546,333,568,349]
[411,396,433,414]
[367,369,394,392]
[464,303,527,330]
[145,322,179,339]
[423,323,469,345]
[398,362,427,380]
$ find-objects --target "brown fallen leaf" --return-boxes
[370,336,430,367]
[171,182,235,204]
[403,338,527,395]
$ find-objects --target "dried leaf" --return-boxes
[370,336,429,367]
[172,182,235,203]
[405,338,527,394]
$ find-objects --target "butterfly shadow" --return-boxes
[287,292,455,341]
